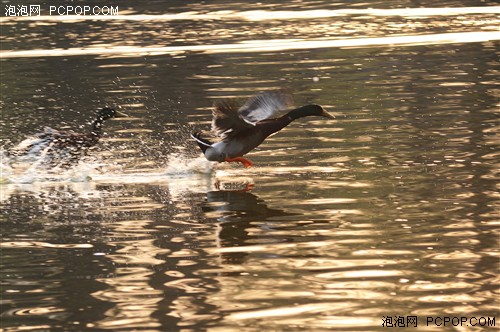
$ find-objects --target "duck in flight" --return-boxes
[10,106,127,168]
[192,90,335,168]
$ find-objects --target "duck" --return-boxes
[191,90,334,168]
[10,106,128,168]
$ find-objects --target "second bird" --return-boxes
[192,90,335,168]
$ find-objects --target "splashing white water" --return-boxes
[2,150,213,184]
[164,153,213,175]
[1,145,262,202]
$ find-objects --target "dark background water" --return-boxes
[1,1,499,331]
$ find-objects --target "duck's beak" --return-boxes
[115,110,128,118]
[321,108,335,119]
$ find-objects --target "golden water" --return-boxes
[1,1,499,331]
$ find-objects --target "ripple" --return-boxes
[0,241,93,249]
[228,303,338,320]
[316,269,404,279]
[5,306,66,317]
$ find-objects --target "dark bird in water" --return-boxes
[191,90,335,168]
[10,106,128,168]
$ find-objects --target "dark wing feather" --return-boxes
[210,90,294,139]
[211,99,251,138]
[53,134,97,150]
[238,90,294,124]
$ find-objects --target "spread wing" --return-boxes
[238,90,294,124]
[211,90,294,139]
[211,99,251,138]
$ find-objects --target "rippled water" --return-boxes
[1,1,499,331]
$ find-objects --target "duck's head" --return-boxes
[288,104,335,120]
[97,107,128,120]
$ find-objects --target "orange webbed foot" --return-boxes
[225,157,253,168]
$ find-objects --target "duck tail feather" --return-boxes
[191,132,213,154]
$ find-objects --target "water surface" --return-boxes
[1,1,499,331]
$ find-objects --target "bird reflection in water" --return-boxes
[202,190,296,265]
[213,176,255,192]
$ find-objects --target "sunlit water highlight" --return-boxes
[2,31,498,58]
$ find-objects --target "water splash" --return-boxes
[2,139,261,201]
[3,151,212,183]
[0,150,12,184]
[163,153,212,175]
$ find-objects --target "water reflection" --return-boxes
[203,190,297,264]
[193,188,397,330]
